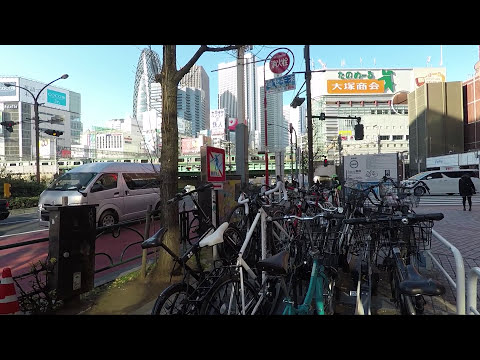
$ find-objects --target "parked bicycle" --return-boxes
[344,212,445,315]
[141,183,243,315]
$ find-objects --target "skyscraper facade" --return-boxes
[180,65,210,130]
[256,65,286,153]
[132,48,161,127]
[177,87,206,138]
[217,52,258,150]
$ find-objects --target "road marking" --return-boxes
[0,229,48,239]
[0,219,37,225]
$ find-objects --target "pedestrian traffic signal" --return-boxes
[44,129,63,137]
[354,123,364,140]
[324,158,328,167]
[0,121,15,132]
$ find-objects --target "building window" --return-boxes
[392,135,403,141]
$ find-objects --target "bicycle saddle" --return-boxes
[199,222,229,248]
[399,264,446,297]
[256,250,289,276]
[141,227,168,249]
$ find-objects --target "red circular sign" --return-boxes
[269,52,290,74]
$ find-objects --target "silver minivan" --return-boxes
[38,162,161,227]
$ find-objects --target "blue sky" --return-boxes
[0,44,478,131]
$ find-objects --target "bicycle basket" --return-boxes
[379,182,397,198]
[377,219,434,252]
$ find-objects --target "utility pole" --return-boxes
[305,45,314,187]
[236,45,249,186]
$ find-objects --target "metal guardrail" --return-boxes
[1,208,196,303]
[467,267,480,315]
[425,229,466,315]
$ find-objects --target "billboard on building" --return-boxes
[413,67,446,88]
[210,109,226,136]
[0,78,20,102]
[312,69,415,97]
[39,138,50,158]
[19,78,69,110]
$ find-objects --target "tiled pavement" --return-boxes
[404,202,480,315]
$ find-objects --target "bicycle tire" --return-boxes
[200,275,261,315]
[151,282,198,315]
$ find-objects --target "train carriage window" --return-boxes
[73,161,80,165]
[141,159,148,163]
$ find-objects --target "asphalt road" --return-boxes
[0,211,46,239]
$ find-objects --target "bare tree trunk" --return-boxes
[156,45,180,276]
[153,44,244,280]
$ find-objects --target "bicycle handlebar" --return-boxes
[343,212,444,225]
[267,212,345,223]
[166,183,214,204]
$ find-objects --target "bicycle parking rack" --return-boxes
[425,229,466,315]
[466,267,480,315]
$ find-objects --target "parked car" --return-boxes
[402,169,480,195]
[0,199,10,220]
[38,162,161,227]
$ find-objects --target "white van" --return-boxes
[404,169,480,195]
[38,162,161,227]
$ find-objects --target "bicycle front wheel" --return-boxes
[200,276,261,315]
[151,282,198,315]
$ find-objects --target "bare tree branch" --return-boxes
[173,45,244,84]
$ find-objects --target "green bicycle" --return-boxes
[263,212,344,315]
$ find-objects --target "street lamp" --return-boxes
[4,74,69,183]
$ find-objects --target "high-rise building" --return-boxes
[463,49,480,151]
[0,76,81,162]
[218,52,258,149]
[177,87,206,138]
[409,81,464,174]
[309,67,446,170]
[180,65,210,129]
[132,48,161,127]
[256,65,285,153]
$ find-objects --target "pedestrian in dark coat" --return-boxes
[459,173,476,211]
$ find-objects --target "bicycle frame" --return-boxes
[390,247,418,315]
[282,257,327,315]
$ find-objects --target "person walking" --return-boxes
[459,173,476,211]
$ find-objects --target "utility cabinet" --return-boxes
[46,205,97,301]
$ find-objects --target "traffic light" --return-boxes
[354,123,364,140]
[324,158,328,167]
[319,113,326,120]
[0,121,15,132]
[44,129,64,137]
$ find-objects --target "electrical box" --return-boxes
[46,205,97,301]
